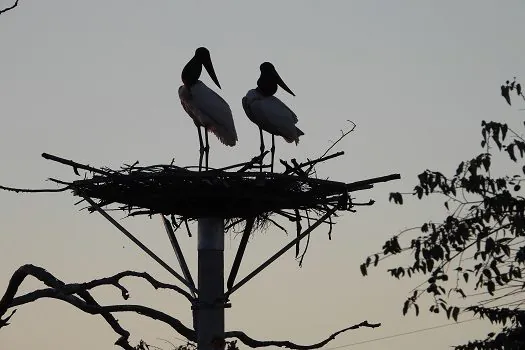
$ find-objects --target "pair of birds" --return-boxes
[178,47,304,172]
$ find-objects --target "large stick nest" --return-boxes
[34,149,398,221]
[0,125,400,237]
[72,164,363,219]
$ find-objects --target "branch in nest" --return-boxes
[42,152,112,176]
[224,321,381,349]
[298,209,313,267]
[0,0,18,15]
[305,120,357,175]
[267,218,288,235]
[0,264,196,349]
[0,184,69,193]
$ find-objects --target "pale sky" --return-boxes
[1,1,524,349]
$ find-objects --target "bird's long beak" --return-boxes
[203,55,222,89]
[273,68,295,96]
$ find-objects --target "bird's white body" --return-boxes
[179,80,237,146]
[242,89,303,144]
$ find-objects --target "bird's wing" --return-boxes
[249,96,300,141]
[187,81,238,146]
[266,95,298,123]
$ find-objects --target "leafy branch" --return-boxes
[360,78,525,349]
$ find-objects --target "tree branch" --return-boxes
[0,264,196,348]
[70,270,195,303]
[0,0,18,15]
[0,184,70,193]
[224,321,381,349]
[0,264,136,349]
[9,290,196,344]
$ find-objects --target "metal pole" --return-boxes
[195,217,225,350]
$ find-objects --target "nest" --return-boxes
[0,124,400,241]
[23,149,397,232]
[0,125,401,266]
[72,166,360,219]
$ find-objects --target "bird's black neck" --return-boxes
[256,75,277,96]
[181,57,202,87]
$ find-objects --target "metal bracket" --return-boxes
[227,217,255,290]
[224,205,338,298]
[161,215,197,298]
[83,196,198,295]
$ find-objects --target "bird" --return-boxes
[242,62,304,172]
[178,47,237,171]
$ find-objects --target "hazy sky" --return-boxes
[1,1,524,349]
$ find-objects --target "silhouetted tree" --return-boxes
[361,78,525,349]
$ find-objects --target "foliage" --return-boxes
[361,78,525,349]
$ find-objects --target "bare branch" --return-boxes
[10,290,196,344]
[0,264,196,348]
[0,184,69,193]
[0,264,194,307]
[225,321,381,349]
[306,121,356,175]
[0,264,135,349]
[73,270,194,303]
[0,0,18,15]
[42,152,113,176]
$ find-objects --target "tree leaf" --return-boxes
[463,272,469,283]
[452,307,460,321]
[487,281,495,296]
[482,156,491,172]
[360,263,367,276]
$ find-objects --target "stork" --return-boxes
[242,62,304,172]
[179,47,237,171]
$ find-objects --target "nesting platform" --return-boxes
[71,168,377,219]
[3,152,400,223]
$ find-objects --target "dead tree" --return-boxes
[0,123,399,350]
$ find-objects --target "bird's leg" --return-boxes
[271,134,276,173]
[259,128,265,172]
[197,125,204,172]
[204,127,210,171]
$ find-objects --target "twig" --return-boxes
[267,218,288,235]
[0,0,18,15]
[346,174,401,190]
[284,152,344,176]
[225,218,245,231]
[224,321,381,349]
[0,184,69,193]
[42,153,112,176]
[298,210,312,267]
[306,121,356,175]
[217,151,269,172]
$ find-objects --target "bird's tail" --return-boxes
[294,127,305,145]
[209,125,238,147]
